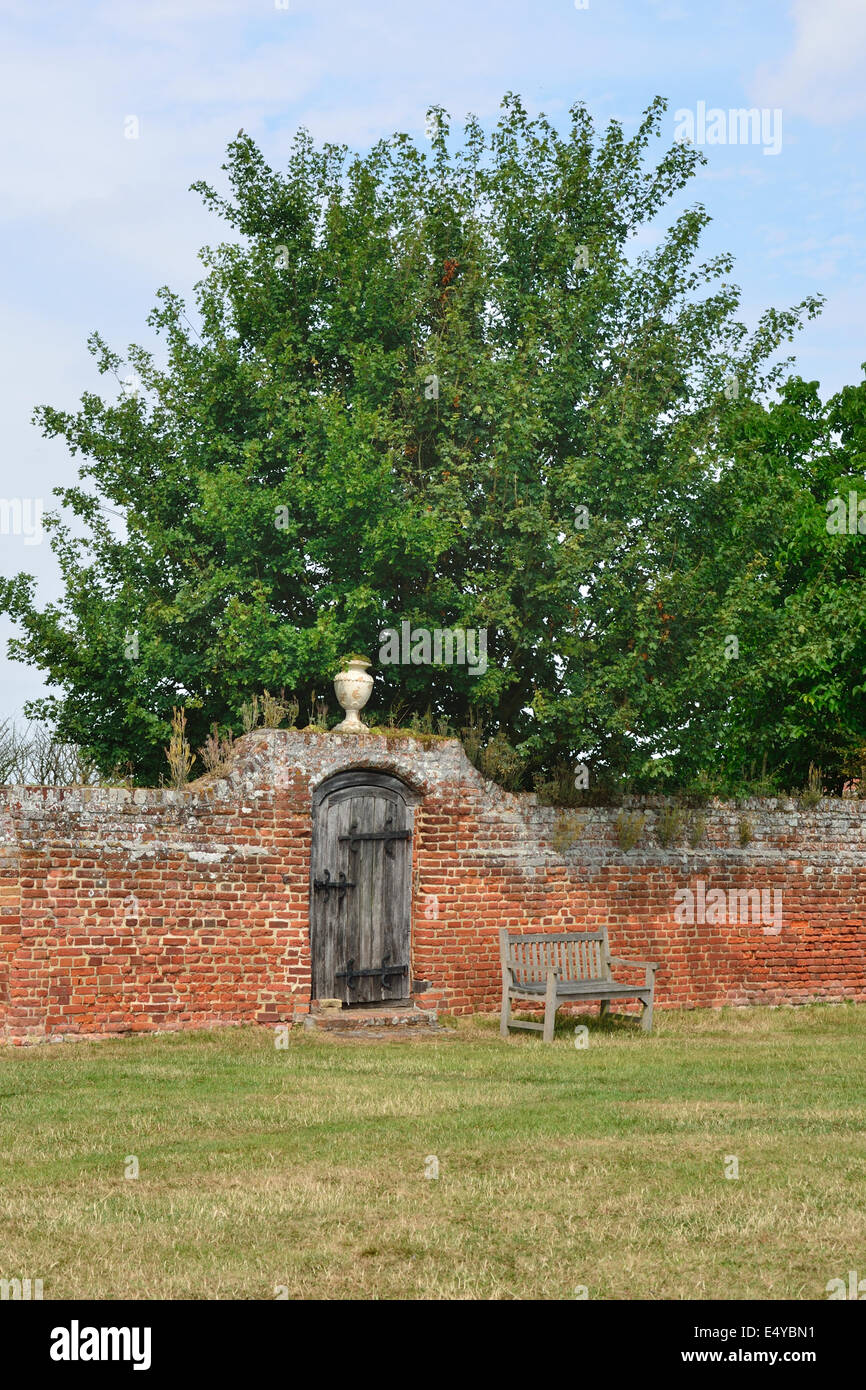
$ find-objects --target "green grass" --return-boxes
[1,1004,864,1300]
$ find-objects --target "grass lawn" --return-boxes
[1,1004,864,1300]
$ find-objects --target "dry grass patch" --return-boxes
[1,1003,864,1299]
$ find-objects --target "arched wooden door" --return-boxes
[310,771,417,1004]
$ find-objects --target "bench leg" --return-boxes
[543,972,558,1043]
[641,994,654,1033]
[599,1000,610,1018]
[500,988,512,1038]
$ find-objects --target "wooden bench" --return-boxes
[499,927,658,1042]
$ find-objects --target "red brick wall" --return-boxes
[1,730,864,1042]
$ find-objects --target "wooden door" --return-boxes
[310,771,415,1004]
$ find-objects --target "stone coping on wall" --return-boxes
[0,726,862,807]
[0,724,864,858]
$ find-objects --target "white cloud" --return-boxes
[752,0,866,122]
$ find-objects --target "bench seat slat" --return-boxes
[508,980,651,999]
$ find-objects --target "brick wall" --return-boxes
[1,729,864,1042]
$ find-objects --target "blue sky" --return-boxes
[1,0,864,725]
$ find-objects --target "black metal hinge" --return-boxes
[312,870,355,900]
[339,815,411,857]
[335,955,409,992]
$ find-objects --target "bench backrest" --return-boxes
[499,929,610,984]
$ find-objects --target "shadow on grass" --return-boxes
[474,1009,650,1043]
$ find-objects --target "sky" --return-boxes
[1,0,865,726]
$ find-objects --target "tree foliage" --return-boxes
[4,92,859,790]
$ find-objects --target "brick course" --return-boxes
[1,729,864,1042]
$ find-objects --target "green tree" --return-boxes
[699,375,866,791]
[0,94,824,784]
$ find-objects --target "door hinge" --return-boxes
[339,815,411,857]
[335,955,409,992]
[312,870,355,900]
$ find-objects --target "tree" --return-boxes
[699,375,866,791]
[0,94,825,785]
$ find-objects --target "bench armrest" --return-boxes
[503,966,561,990]
[609,956,657,971]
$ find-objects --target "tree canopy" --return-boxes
[3,92,863,792]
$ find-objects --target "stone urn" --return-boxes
[333,657,373,733]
